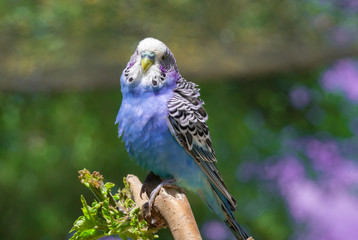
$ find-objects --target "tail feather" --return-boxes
[211,185,249,240]
[224,211,249,240]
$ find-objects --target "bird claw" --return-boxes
[141,201,151,218]
[140,171,162,200]
[140,171,185,217]
[140,184,147,199]
[142,178,184,217]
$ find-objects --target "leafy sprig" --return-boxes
[69,169,158,240]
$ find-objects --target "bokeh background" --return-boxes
[1,1,358,239]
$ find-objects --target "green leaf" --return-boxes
[104,182,115,191]
[78,229,104,240]
[101,199,111,221]
[69,169,159,240]
[81,195,97,224]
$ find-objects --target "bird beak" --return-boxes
[141,57,153,73]
[141,52,155,73]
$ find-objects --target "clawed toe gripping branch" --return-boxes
[139,171,185,218]
[69,169,201,240]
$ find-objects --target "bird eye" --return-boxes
[162,56,165,60]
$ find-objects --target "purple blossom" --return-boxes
[289,86,311,109]
[283,174,358,240]
[320,59,358,103]
[201,220,232,240]
[236,161,260,182]
[305,139,341,171]
[314,0,358,13]
[330,27,357,45]
[262,139,358,240]
[264,157,305,184]
[241,131,358,240]
[333,0,358,10]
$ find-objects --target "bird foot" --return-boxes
[141,176,184,217]
[140,171,162,200]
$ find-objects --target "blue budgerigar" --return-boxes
[116,38,249,240]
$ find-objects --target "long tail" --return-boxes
[202,184,250,240]
[221,201,249,240]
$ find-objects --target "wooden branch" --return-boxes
[126,174,202,240]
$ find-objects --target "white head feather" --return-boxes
[137,38,167,58]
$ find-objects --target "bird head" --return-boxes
[121,38,178,92]
[137,38,167,73]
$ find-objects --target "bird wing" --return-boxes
[166,77,237,211]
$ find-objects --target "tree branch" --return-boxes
[126,174,202,240]
[71,170,254,240]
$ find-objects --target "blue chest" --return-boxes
[116,74,206,186]
[116,90,179,176]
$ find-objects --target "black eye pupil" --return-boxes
[128,77,133,82]
[162,56,164,60]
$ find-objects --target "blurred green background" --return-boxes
[1,1,358,240]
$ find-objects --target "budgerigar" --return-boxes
[116,38,249,240]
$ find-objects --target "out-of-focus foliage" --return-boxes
[1,1,358,240]
[70,169,158,240]
[0,0,357,91]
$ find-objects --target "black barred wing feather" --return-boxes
[167,77,237,211]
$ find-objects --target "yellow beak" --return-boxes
[141,56,154,73]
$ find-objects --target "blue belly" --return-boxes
[116,91,208,191]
